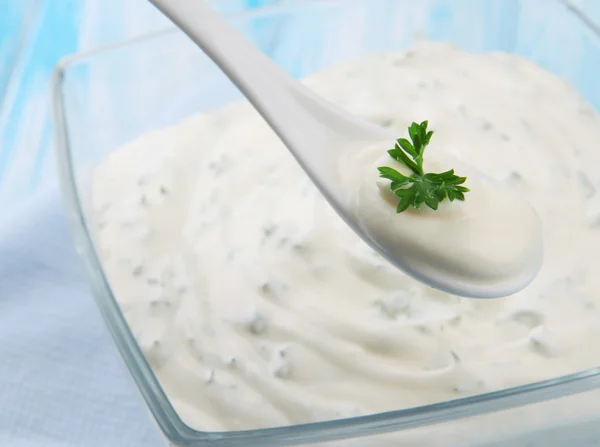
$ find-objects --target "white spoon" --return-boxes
[149,0,543,298]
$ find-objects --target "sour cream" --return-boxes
[93,42,600,433]
[347,142,542,298]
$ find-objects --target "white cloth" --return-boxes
[0,187,166,447]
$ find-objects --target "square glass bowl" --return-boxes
[52,0,600,445]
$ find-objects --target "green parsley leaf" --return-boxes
[377,121,470,213]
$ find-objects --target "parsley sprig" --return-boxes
[377,121,469,213]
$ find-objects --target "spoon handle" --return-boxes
[149,0,324,144]
[150,0,386,152]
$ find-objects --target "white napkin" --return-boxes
[0,186,166,447]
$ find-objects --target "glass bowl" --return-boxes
[52,0,600,445]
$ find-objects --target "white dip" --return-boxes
[93,42,600,432]
[349,137,542,299]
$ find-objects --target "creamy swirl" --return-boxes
[93,42,600,433]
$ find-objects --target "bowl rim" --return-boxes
[51,0,600,445]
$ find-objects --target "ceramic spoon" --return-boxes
[149,0,543,298]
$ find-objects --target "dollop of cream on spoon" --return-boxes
[346,141,543,298]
